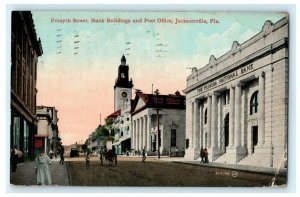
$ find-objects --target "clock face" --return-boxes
[121,92,127,98]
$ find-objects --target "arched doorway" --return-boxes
[224,113,229,152]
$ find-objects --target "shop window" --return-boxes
[250,91,258,115]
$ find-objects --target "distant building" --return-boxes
[111,55,133,154]
[114,54,133,112]
[10,11,43,160]
[86,125,107,152]
[130,91,186,156]
[112,102,131,155]
[184,17,288,168]
[36,106,60,156]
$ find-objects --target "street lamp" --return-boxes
[154,89,161,159]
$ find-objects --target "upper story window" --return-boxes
[121,73,125,78]
[250,91,258,115]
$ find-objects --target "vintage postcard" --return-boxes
[9,10,288,187]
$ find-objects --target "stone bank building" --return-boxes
[184,17,288,168]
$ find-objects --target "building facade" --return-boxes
[36,106,60,155]
[184,17,288,168]
[131,91,186,156]
[11,11,43,160]
[112,102,132,155]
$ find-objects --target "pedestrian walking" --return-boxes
[11,145,22,172]
[35,150,52,185]
[200,148,205,163]
[99,147,103,165]
[204,148,209,163]
[86,153,90,170]
[49,149,53,159]
[59,145,65,165]
[112,146,117,165]
[142,147,146,163]
[175,147,179,157]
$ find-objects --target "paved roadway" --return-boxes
[67,156,286,187]
[9,155,287,187]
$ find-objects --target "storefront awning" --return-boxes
[112,141,121,146]
[112,136,131,146]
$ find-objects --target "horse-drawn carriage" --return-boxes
[98,147,117,166]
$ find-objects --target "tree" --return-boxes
[104,118,114,142]
[96,125,109,138]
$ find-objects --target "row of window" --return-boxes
[11,13,38,115]
[203,91,258,124]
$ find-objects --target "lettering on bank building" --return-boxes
[197,63,254,93]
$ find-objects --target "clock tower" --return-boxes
[114,55,133,111]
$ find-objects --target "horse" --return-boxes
[106,149,115,166]
[100,148,116,166]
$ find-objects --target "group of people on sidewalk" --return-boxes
[200,148,209,163]
[10,146,23,173]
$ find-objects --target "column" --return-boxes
[137,119,140,151]
[144,115,147,150]
[131,121,134,150]
[211,92,217,148]
[135,120,137,150]
[258,72,265,146]
[241,89,246,147]
[234,82,242,147]
[207,94,212,147]
[199,102,204,149]
[191,102,195,148]
[132,120,135,150]
[217,95,223,149]
[193,99,200,148]
[140,117,143,151]
[147,115,151,151]
[229,86,235,147]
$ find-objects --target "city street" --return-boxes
[9,155,287,187]
[67,156,286,187]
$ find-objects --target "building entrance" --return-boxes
[151,134,156,152]
[224,113,229,152]
[252,126,258,153]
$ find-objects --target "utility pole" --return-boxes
[100,113,102,125]
[152,84,154,94]
[154,89,160,159]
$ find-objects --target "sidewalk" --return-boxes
[157,157,287,176]
[10,158,70,186]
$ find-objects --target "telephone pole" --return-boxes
[154,89,161,159]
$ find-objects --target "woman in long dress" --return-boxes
[35,151,52,185]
